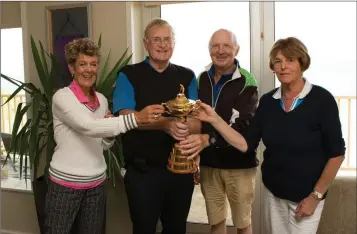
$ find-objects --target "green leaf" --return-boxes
[31,93,43,128]
[97,50,112,87]
[1,73,35,94]
[5,118,31,170]
[114,137,125,168]
[104,150,111,180]
[1,83,28,106]
[112,160,116,187]
[99,53,133,97]
[111,150,123,181]
[34,137,47,180]
[28,93,43,177]
[104,47,129,83]
[39,41,50,80]
[12,103,31,137]
[19,130,31,180]
[30,36,48,96]
[47,54,59,102]
[98,34,102,48]
[1,73,24,85]
[44,128,54,180]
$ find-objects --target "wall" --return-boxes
[0,2,21,29]
[1,2,131,233]
[20,1,129,87]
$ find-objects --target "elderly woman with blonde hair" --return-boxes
[44,38,164,234]
[191,37,345,234]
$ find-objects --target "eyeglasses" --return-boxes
[149,37,173,45]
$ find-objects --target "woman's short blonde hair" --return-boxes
[269,37,310,72]
[64,37,101,65]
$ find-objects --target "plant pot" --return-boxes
[32,176,48,234]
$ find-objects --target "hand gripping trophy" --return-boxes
[162,84,201,174]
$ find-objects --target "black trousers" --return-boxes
[124,165,194,234]
[44,180,106,234]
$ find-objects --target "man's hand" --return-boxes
[179,134,209,160]
[135,105,165,125]
[295,193,320,220]
[165,120,190,141]
[104,111,114,118]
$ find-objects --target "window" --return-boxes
[161,2,251,225]
[1,27,26,133]
[1,28,31,191]
[274,2,356,170]
[161,2,251,77]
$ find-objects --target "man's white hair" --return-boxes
[208,29,239,51]
[143,18,175,41]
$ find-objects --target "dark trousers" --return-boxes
[124,165,194,234]
[44,180,106,234]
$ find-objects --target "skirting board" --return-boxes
[1,230,37,234]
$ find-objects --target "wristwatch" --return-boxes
[312,190,324,200]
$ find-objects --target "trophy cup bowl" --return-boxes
[162,84,201,174]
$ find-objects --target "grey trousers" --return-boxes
[44,180,106,234]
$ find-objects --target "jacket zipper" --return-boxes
[207,72,215,108]
[207,71,234,109]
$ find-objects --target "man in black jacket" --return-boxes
[180,29,259,234]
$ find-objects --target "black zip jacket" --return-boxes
[198,63,259,169]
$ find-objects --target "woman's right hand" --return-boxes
[194,102,220,124]
[135,104,165,125]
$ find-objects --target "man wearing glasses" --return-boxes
[113,18,200,234]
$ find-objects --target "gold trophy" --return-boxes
[162,84,201,174]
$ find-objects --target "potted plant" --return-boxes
[1,35,132,233]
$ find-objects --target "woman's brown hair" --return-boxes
[64,38,101,65]
[269,37,310,72]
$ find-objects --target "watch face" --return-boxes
[314,191,323,199]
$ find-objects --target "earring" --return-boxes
[71,73,74,78]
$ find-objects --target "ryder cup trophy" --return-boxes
[162,84,201,174]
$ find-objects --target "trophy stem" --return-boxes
[178,116,187,123]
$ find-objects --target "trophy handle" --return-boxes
[161,102,173,116]
[192,100,202,110]
[189,100,201,115]
[161,102,168,111]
